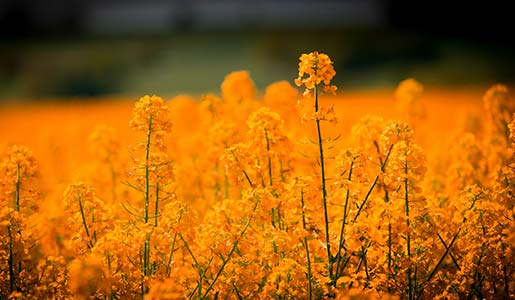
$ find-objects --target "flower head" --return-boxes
[483,84,513,139]
[130,95,172,150]
[264,80,299,107]
[395,78,423,105]
[221,71,256,102]
[130,95,172,134]
[294,51,337,95]
[395,78,426,121]
[1,145,37,182]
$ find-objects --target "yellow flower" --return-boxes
[483,84,512,139]
[129,95,172,153]
[395,78,423,105]
[130,95,172,135]
[68,254,109,299]
[294,51,337,94]
[221,71,256,102]
[1,145,37,183]
[264,80,298,107]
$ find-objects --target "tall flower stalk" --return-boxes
[129,95,172,298]
[295,51,338,286]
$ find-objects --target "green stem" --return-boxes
[404,155,412,300]
[77,193,94,249]
[165,232,178,277]
[141,266,145,300]
[144,116,153,224]
[353,176,379,223]
[165,212,182,277]
[201,200,259,299]
[334,160,354,283]
[353,143,394,223]
[388,223,392,292]
[141,115,153,295]
[232,282,244,300]
[264,128,273,187]
[242,170,254,188]
[180,234,214,289]
[503,260,510,299]
[301,191,313,300]
[143,236,150,276]
[348,241,372,289]
[417,229,460,299]
[15,163,20,211]
[8,225,15,293]
[279,160,286,183]
[436,232,461,270]
[277,205,282,230]
[314,84,333,283]
[154,182,159,227]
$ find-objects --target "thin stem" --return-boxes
[187,257,214,299]
[165,232,178,277]
[144,116,153,224]
[141,258,145,300]
[348,241,372,290]
[180,234,214,290]
[301,191,313,300]
[379,152,393,293]
[77,193,94,249]
[15,163,20,211]
[363,245,371,286]
[467,275,485,300]
[201,200,259,299]
[8,225,15,293]
[279,160,286,183]
[417,229,461,299]
[404,154,412,300]
[503,260,510,299]
[180,234,201,268]
[242,170,254,188]
[353,144,394,223]
[165,206,182,278]
[265,128,273,187]
[141,115,153,296]
[143,236,150,276]
[436,233,461,270]
[232,282,244,300]
[334,160,354,283]
[154,182,159,227]
[352,175,379,223]
[314,84,333,283]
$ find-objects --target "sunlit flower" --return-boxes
[294,51,337,95]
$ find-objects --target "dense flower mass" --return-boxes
[0,52,514,300]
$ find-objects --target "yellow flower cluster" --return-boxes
[295,51,337,95]
[130,95,172,151]
[221,70,257,103]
